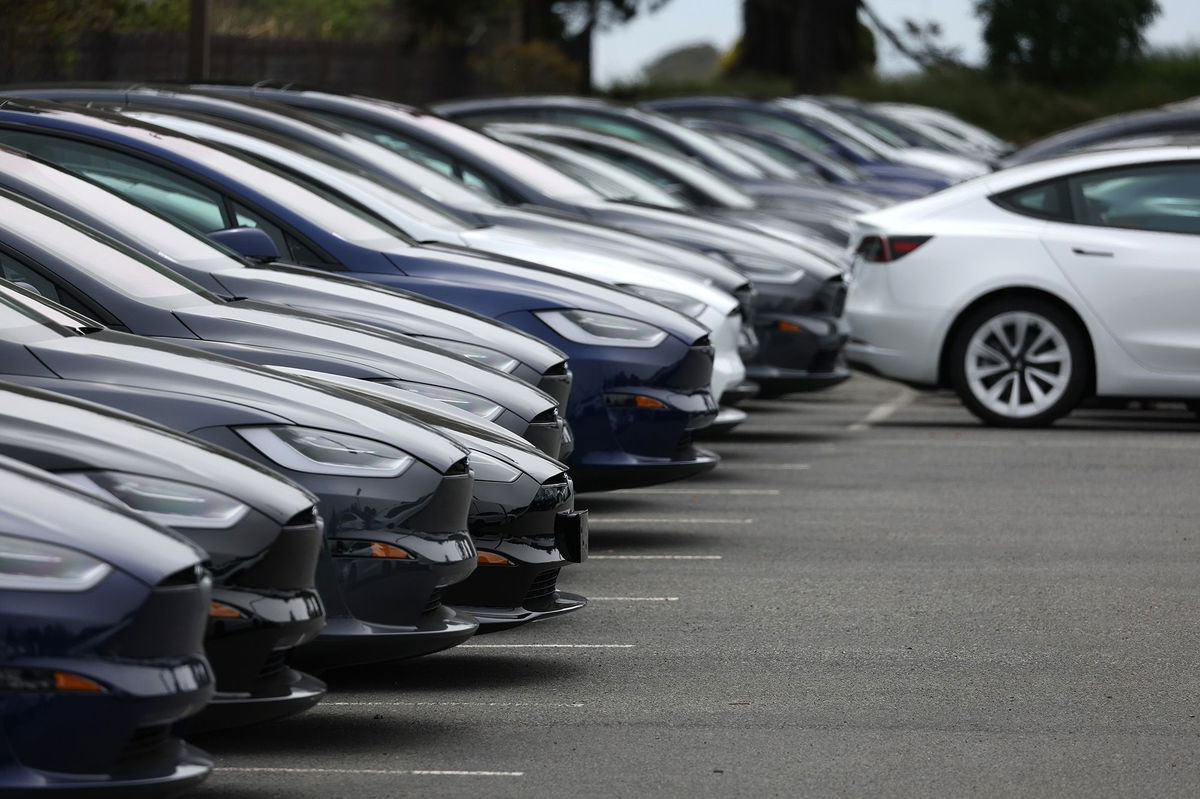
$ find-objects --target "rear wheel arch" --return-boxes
[937,287,1096,395]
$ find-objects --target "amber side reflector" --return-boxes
[477,551,512,565]
[777,320,804,333]
[209,601,243,619]
[634,396,667,409]
[53,672,105,692]
[369,542,410,559]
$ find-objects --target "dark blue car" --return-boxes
[0,100,718,489]
[0,456,215,794]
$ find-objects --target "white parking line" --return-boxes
[589,555,722,560]
[591,596,680,601]
[718,462,811,470]
[217,767,523,777]
[611,488,780,495]
[322,701,585,707]
[589,517,754,524]
[459,643,635,649]
[848,387,917,431]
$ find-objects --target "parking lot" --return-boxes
[196,373,1200,798]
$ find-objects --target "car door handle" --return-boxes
[1071,247,1113,257]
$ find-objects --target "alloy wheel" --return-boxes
[964,311,1071,419]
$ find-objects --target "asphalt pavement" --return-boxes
[195,373,1200,798]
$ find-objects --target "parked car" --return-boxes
[432,94,887,218]
[846,146,1200,425]
[0,280,480,669]
[1001,107,1200,167]
[0,180,566,458]
[483,121,858,245]
[642,97,954,190]
[678,118,934,202]
[0,381,326,731]
[0,455,215,794]
[188,87,850,397]
[0,140,575,408]
[872,102,1013,160]
[0,100,722,487]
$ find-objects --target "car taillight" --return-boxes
[857,235,931,262]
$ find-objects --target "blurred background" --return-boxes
[2,0,1196,144]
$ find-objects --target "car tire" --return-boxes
[949,298,1088,427]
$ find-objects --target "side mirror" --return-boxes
[207,227,281,262]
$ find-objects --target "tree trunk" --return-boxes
[734,0,861,91]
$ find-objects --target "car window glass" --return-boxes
[0,254,62,303]
[0,131,230,232]
[1068,163,1200,234]
[231,202,291,258]
[548,110,678,150]
[994,179,1071,221]
[0,281,96,332]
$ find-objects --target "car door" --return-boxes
[1038,161,1200,374]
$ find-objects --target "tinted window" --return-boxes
[1068,163,1200,235]
[994,179,1072,221]
[0,254,61,302]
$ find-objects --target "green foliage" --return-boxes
[976,0,1160,87]
[837,49,1200,144]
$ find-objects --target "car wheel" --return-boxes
[949,299,1088,427]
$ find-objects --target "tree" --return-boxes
[977,0,1160,86]
[732,0,865,91]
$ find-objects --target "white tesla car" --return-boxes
[846,146,1200,426]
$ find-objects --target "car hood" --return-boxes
[287,370,567,485]
[458,227,738,318]
[0,455,205,587]
[388,243,709,344]
[21,329,468,473]
[0,381,316,524]
[211,265,566,372]
[174,300,556,422]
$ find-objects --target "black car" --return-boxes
[0,280,481,670]
[0,381,327,731]
[305,372,588,631]
[0,455,215,794]
[0,183,566,458]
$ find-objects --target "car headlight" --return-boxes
[0,533,111,592]
[535,310,668,348]
[380,381,504,421]
[619,285,709,317]
[236,426,415,477]
[726,252,807,285]
[59,472,250,530]
[469,450,522,483]
[422,338,520,373]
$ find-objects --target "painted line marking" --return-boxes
[217,767,523,777]
[322,701,584,707]
[612,488,780,495]
[589,517,753,524]
[591,596,680,601]
[590,555,722,560]
[718,462,810,470]
[848,387,918,431]
[459,643,634,649]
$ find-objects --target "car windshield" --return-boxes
[128,112,469,235]
[616,108,766,179]
[723,130,863,183]
[0,147,245,276]
[709,133,802,179]
[0,281,90,336]
[0,191,217,302]
[512,138,688,209]
[327,109,606,204]
[0,127,410,252]
[777,100,893,159]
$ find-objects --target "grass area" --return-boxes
[604,50,1200,144]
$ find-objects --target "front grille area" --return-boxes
[422,588,444,615]
[257,649,290,682]
[810,348,842,374]
[114,725,171,768]
[524,569,561,608]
